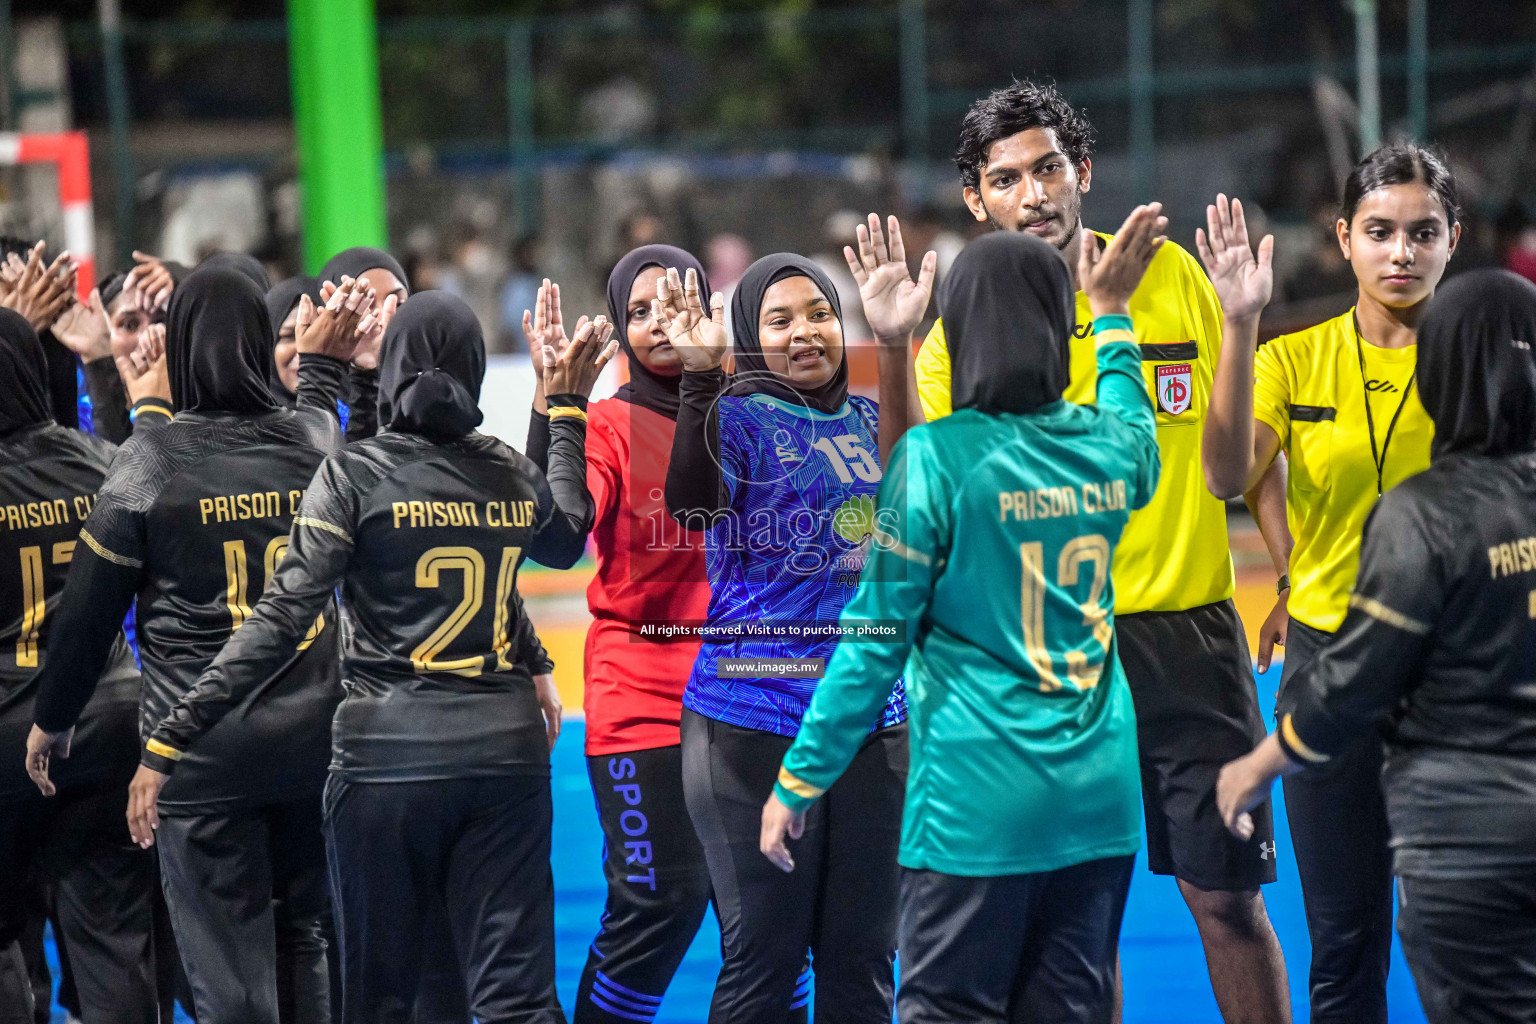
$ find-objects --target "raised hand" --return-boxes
[1195,194,1274,324]
[652,267,727,372]
[350,292,398,371]
[1079,202,1168,319]
[51,288,112,362]
[295,276,374,361]
[124,251,175,314]
[0,251,18,301]
[522,279,586,388]
[1,243,77,331]
[846,213,938,343]
[543,316,619,397]
[118,323,171,404]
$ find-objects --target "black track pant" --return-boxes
[575,744,811,1024]
[0,782,158,1024]
[896,857,1135,1024]
[1397,872,1536,1024]
[323,773,564,1024]
[156,797,330,1024]
[1278,619,1394,1024]
[680,709,906,1024]
[575,745,712,1024]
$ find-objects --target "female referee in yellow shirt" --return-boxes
[1200,144,1461,1024]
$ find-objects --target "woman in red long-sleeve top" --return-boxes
[527,247,811,1024]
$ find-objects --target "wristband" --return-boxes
[1277,714,1329,765]
[129,399,173,423]
[1092,313,1135,333]
[1276,574,1290,595]
[141,738,184,775]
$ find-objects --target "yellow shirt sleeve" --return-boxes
[1253,336,1292,445]
[915,318,954,421]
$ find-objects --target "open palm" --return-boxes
[847,213,937,342]
[653,267,727,372]
[522,279,588,386]
[1195,194,1273,322]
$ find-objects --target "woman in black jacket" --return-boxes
[121,292,615,1024]
[1218,269,1536,1024]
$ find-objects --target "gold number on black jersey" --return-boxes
[264,537,325,649]
[223,540,253,631]
[411,546,487,676]
[16,542,76,668]
[16,546,45,667]
[489,546,524,670]
[411,545,525,676]
[221,536,325,647]
[1019,533,1112,693]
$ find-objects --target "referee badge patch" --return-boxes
[1156,363,1193,415]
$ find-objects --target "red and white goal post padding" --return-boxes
[0,131,95,298]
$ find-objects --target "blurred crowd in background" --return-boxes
[3,0,1536,349]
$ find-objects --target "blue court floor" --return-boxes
[48,662,1426,1022]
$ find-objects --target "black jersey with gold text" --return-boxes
[32,380,346,810]
[145,409,591,783]
[0,422,139,800]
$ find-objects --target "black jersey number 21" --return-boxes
[410,545,524,677]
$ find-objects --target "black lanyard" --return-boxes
[1352,312,1417,496]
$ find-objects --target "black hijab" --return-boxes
[727,254,848,415]
[1418,269,1536,460]
[940,232,1075,416]
[99,271,129,311]
[100,259,193,313]
[378,291,484,441]
[165,265,280,415]
[321,246,408,293]
[606,244,710,420]
[0,308,50,436]
[199,252,271,293]
[263,276,323,403]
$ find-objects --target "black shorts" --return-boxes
[1116,598,1276,890]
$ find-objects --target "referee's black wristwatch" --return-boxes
[1276,574,1290,595]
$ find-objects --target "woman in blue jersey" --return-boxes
[660,216,934,1023]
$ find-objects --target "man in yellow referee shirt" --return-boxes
[917,82,1293,1023]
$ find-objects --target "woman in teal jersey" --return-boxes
[763,206,1166,1024]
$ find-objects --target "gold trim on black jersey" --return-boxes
[293,517,354,544]
[1348,593,1430,635]
[78,528,143,568]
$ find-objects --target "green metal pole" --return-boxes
[99,0,135,266]
[0,0,13,129]
[1352,0,1381,152]
[899,0,930,197]
[1407,0,1427,141]
[505,19,537,234]
[288,0,386,274]
[1128,0,1155,200]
